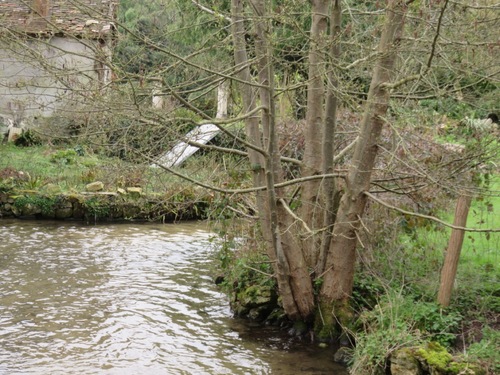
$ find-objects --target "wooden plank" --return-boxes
[153,124,220,168]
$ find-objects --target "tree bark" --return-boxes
[318,0,342,276]
[318,0,408,336]
[437,194,472,307]
[231,0,272,247]
[300,0,330,267]
[249,0,315,320]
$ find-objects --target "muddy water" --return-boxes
[0,220,347,375]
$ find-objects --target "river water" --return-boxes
[0,220,347,375]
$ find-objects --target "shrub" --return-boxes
[13,194,56,216]
[50,149,79,165]
[13,129,42,147]
[466,327,500,374]
[350,291,463,374]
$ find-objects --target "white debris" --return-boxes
[153,124,220,168]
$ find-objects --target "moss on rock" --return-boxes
[314,300,339,342]
[314,298,353,343]
[232,285,278,321]
[385,344,487,375]
[416,342,453,370]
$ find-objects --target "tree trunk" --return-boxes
[318,0,342,276]
[231,0,272,247]
[250,0,315,320]
[437,194,472,307]
[318,0,408,338]
[300,0,330,268]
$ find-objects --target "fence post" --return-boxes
[437,194,472,307]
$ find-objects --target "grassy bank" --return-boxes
[350,179,499,374]
[0,142,179,193]
[0,143,218,221]
[214,177,499,374]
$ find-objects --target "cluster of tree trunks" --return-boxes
[231,0,411,337]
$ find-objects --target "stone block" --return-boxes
[126,187,142,197]
[391,348,422,375]
[85,181,104,192]
[7,127,23,142]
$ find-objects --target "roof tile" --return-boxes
[0,0,117,38]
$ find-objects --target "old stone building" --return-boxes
[0,0,117,133]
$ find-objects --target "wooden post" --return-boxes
[152,81,164,109]
[216,80,229,119]
[437,194,472,307]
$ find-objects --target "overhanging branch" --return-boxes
[365,191,500,233]
[191,0,231,22]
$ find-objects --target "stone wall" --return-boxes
[0,37,108,131]
[0,191,208,223]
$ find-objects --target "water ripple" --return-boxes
[0,220,346,375]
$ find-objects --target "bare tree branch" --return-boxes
[191,0,232,22]
[365,191,500,233]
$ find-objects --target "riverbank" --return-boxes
[0,189,209,222]
[0,143,212,222]
[213,178,500,374]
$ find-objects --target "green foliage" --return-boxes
[0,167,31,191]
[419,98,476,121]
[50,149,79,165]
[460,177,500,272]
[115,0,230,99]
[219,247,275,294]
[466,327,500,374]
[357,291,461,348]
[208,195,234,222]
[115,0,173,73]
[363,175,499,325]
[412,303,462,347]
[352,275,384,310]
[350,290,464,374]
[351,292,418,374]
[452,266,500,317]
[212,216,275,304]
[212,231,237,271]
[13,194,56,216]
[22,174,45,190]
[13,129,42,147]
[313,277,323,296]
[83,197,110,220]
[0,181,13,193]
[350,325,416,375]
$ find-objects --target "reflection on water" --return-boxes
[0,220,347,375]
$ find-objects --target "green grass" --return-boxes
[353,177,499,374]
[416,177,500,274]
[0,143,95,191]
[0,142,249,202]
[0,143,156,193]
[461,178,500,270]
[404,177,499,269]
[400,182,499,323]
